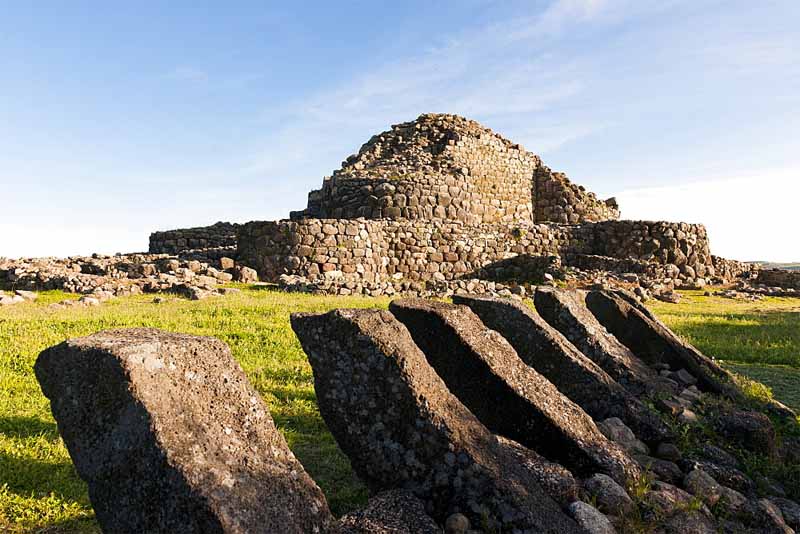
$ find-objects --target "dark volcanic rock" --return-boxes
[452,294,671,444]
[337,490,440,533]
[291,308,583,533]
[533,287,662,396]
[389,298,639,486]
[714,410,778,457]
[35,328,332,534]
[584,290,739,398]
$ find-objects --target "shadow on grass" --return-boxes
[253,370,368,516]
[672,311,800,368]
[0,416,58,440]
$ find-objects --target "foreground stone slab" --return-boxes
[533,287,663,396]
[452,294,671,444]
[291,309,583,533]
[390,298,639,485]
[584,290,738,398]
[35,328,332,534]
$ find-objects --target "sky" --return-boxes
[1,0,798,261]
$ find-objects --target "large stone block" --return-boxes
[452,294,671,443]
[533,287,664,396]
[389,298,639,485]
[35,328,333,534]
[291,309,583,533]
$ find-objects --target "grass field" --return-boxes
[1,287,798,532]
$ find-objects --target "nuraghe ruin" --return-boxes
[149,113,752,297]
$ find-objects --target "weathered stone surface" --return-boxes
[290,308,583,533]
[337,490,439,533]
[452,294,670,443]
[35,328,332,534]
[567,501,616,534]
[389,298,639,485]
[714,409,778,457]
[584,290,739,398]
[582,474,634,516]
[533,287,661,396]
[770,498,800,531]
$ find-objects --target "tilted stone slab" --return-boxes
[452,294,671,444]
[585,290,740,398]
[389,298,640,486]
[35,328,333,534]
[291,309,584,534]
[533,287,665,396]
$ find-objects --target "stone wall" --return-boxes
[237,218,715,294]
[711,256,754,281]
[755,268,800,289]
[581,221,713,279]
[149,222,240,257]
[534,165,619,223]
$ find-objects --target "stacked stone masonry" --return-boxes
[756,269,800,290]
[148,114,752,295]
[237,217,718,294]
[149,221,240,257]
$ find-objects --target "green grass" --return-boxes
[647,290,800,368]
[1,287,798,532]
[0,287,388,533]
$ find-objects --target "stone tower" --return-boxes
[292,113,619,225]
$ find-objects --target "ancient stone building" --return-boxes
[291,113,618,225]
[150,113,739,296]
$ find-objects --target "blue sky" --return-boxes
[1,0,798,260]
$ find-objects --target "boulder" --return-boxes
[452,294,670,443]
[533,287,661,396]
[389,298,639,486]
[291,309,582,533]
[35,328,333,534]
[714,410,777,457]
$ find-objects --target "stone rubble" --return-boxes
[0,254,256,305]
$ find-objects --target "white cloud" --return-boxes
[615,168,800,262]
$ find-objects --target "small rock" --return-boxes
[15,290,38,301]
[670,368,697,386]
[583,473,634,516]
[678,409,698,424]
[715,410,777,456]
[444,513,470,534]
[684,469,722,507]
[656,443,682,462]
[567,501,616,534]
[79,296,101,307]
[597,417,649,455]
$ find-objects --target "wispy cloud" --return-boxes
[244,0,654,188]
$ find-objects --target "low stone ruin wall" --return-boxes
[580,221,712,279]
[711,255,755,281]
[534,165,619,224]
[237,218,716,294]
[756,268,800,289]
[149,222,240,256]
